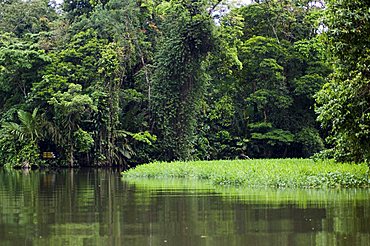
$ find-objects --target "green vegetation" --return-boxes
[151,0,214,160]
[316,0,370,163]
[123,159,370,188]
[0,0,369,168]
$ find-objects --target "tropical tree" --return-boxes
[151,0,215,161]
[194,1,328,159]
[0,35,50,116]
[0,108,45,168]
[0,0,335,167]
[0,0,56,37]
[316,0,370,163]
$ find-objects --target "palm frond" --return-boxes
[31,108,39,119]
[1,122,24,141]
[39,115,62,145]
[17,110,33,130]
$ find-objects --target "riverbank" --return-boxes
[122,159,370,188]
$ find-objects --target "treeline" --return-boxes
[0,0,368,168]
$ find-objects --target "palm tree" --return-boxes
[0,108,44,168]
[18,108,43,142]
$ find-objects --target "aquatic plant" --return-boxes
[122,159,369,188]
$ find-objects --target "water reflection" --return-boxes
[0,169,368,246]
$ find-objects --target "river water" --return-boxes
[0,168,369,246]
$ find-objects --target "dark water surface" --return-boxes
[0,169,369,246]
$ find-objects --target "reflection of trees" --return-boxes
[0,170,369,245]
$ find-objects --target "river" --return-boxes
[0,168,369,245]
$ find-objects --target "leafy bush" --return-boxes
[295,127,324,157]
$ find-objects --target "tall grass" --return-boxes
[122,159,370,188]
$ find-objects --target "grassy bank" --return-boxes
[122,159,370,188]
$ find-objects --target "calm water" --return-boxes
[0,169,369,246]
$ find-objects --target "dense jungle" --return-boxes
[0,0,369,168]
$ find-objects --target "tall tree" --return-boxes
[194,0,328,159]
[0,34,50,117]
[151,0,215,161]
[242,0,324,42]
[316,0,370,163]
[0,0,56,37]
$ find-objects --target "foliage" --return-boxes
[248,122,294,158]
[194,1,329,160]
[151,0,215,161]
[316,0,370,164]
[74,128,94,153]
[0,0,362,168]
[123,159,370,188]
[0,35,50,114]
[239,0,324,42]
[295,127,324,158]
[0,0,56,37]
[0,108,45,168]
